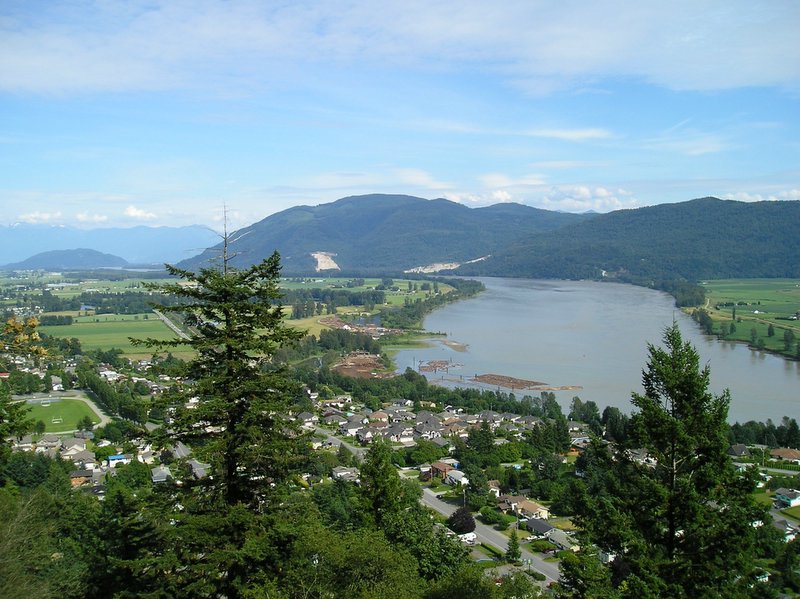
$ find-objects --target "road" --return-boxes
[313,425,368,460]
[153,309,190,340]
[420,488,561,585]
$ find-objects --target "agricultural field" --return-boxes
[39,315,189,358]
[280,276,453,307]
[25,397,102,433]
[693,279,800,357]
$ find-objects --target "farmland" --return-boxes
[692,279,800,358]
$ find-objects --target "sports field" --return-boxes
[25,397,102,433]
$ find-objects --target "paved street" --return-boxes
[420,487,561,585]
[313,425,367,460]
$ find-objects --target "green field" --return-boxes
[280,276,453,307]
[25,397,101,433]
[693,279,800,357]
[39,317,188,356]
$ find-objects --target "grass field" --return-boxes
[39,317,187,355]
[25,398,101,432]
[692,279,800,357]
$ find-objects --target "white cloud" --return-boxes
[17,210,63,224]
[536,185,638,212]
[124,205,157,220]
[76,212,109,223]
[2,1,797,95]
[722,189,800,202]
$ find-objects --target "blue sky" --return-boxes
[1,1,798,230]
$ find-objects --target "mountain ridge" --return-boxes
[180,193,591,273]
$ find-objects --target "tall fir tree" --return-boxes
[559,323,768,598]
[136,250,306,508]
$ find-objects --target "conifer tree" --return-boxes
[136,249,305,507]
[559,323,767,598]
[506,527,521,563]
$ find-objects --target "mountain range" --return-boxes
[181,194,591,274]
[181,194,800,281]
[4,195,799,281]
[0,223,219,266]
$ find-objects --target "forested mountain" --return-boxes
[3,248,129,270]
[180,194,590,273]
[458,197,800,280]
[180,195,799,281]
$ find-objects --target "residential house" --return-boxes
[430,460,454,479]
[14,435,34,452]
[324,414,346,427]
[151,464,173,484]
[525,518,555,538]
[187,458,210,479]
[339,421,363,437]
[383,423,414,444]
[773,518,798,543]
[36,434,61,452]
[548,529,579,552]
[445,470,469,486]
[356,428,375,445]
[771,448,800,463]
[497,495,527,514]
[487,480,502,498]
[727,444,751,458]
[69,449,97,470]
[431,437,453,452]
[774,488,800,508]
[414,422,442,440]
[369,410,389,423]
[296,411,318,429]
[517,499,549,520]
[107,454,132,468]
[331,466,360,483]
[60,437,88,458]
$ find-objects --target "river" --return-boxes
[393,278,800,423]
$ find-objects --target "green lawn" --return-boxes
[26,398,101,433]
[782,505,800,521]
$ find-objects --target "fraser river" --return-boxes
[393,278,800,423]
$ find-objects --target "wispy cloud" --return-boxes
[3,1,797,95]
[523,128,612,141]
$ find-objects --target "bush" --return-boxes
[527,539,552,553]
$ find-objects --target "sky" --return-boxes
[1,1,799,231]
